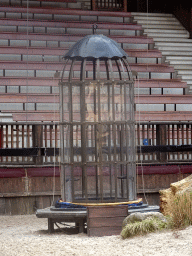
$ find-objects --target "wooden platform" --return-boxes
[36,207,87,233]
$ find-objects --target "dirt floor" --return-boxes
[0,214,192,256]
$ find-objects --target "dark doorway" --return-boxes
[127,0,172,13]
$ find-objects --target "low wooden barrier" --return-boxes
[1,122,192,214]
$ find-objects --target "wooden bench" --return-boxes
[36,207,87,233]
[0,46,161,57]
[0,19,142,32]
[135,111,192,122]
[0,32,154,45]
[134,78,187,88]
[1,94,192,104]
[4,110,192,122]
[0,77,187,89]
[1,107,192,122]
[0,61,174,74]
[0,6,132,19]
[0,47,162,66]
[135,95,192,104]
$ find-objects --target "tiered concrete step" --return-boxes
[132,12,192,93]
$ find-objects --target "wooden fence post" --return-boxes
[92,0,96,11]
[32,125,43,165]
[123,0,127,12]
[156,124,167,163]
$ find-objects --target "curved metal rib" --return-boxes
[105,59,110,80]
[115,59,122,80]
[61,59,69,82]
[80,58,87,81]
[96,59,100,80]
[122,57,133,80]
[108,59,114,80]
[69,59,76,82]
[119,59,126,81]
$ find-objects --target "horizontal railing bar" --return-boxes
[0,148,39,156]
[1,122,192,125]
[1,145,192,156]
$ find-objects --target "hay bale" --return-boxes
[159,188,173,216]
[170,174,192,195]
[160,174,192,216]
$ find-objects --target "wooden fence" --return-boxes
[1,122,192,165]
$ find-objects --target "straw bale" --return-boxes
[160,175,192,216]
[170,174,192,195]
[159,188,173,215]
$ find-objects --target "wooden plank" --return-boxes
[88,226,122,236]
[0,6,132,17]
[127,49,162,58]
[135,95,192,104]
[0,33,154,44]
[10,110,192,122]
[87,205,127,236]
[0,47,159,58]
[0,19,142,31]
[134,79,187,88]
[87,205,127,218]
[88,216,125,228]
[0,77,60,86]
[0,191,60,197]
[1,94,192,104]
[0,62,171,72]
[135,111,192,122]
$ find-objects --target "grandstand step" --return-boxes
[0,0,81,9]
[161,51,192,56]
[0,48,162,64]
[166,56,192,61]
[132,12,192,95]
[132,16,179,22]
[156,46,192,51]
[135,111,192,122]
[1,94,191,104]
[0,77,60,86]
[0,77,186,89]
[143,29,189,35]
[0,19,142,36]
[0,6,133,23]
[146,33,189,39]
[139,24,184,30]
[152,38,192,43]
[134,79,187,88]
[167,61,192,66]
[7,110,192,122]
[0,33,154,46]
[155,42,192,47]
[178,71,192,75]
[0,62,175,77]
[131,12,173,17]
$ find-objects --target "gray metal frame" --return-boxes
[59,56,136,203]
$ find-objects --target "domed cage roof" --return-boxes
[61,34,133,82]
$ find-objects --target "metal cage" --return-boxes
[59,35,136,203]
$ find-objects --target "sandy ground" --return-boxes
[0,214,192,256]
